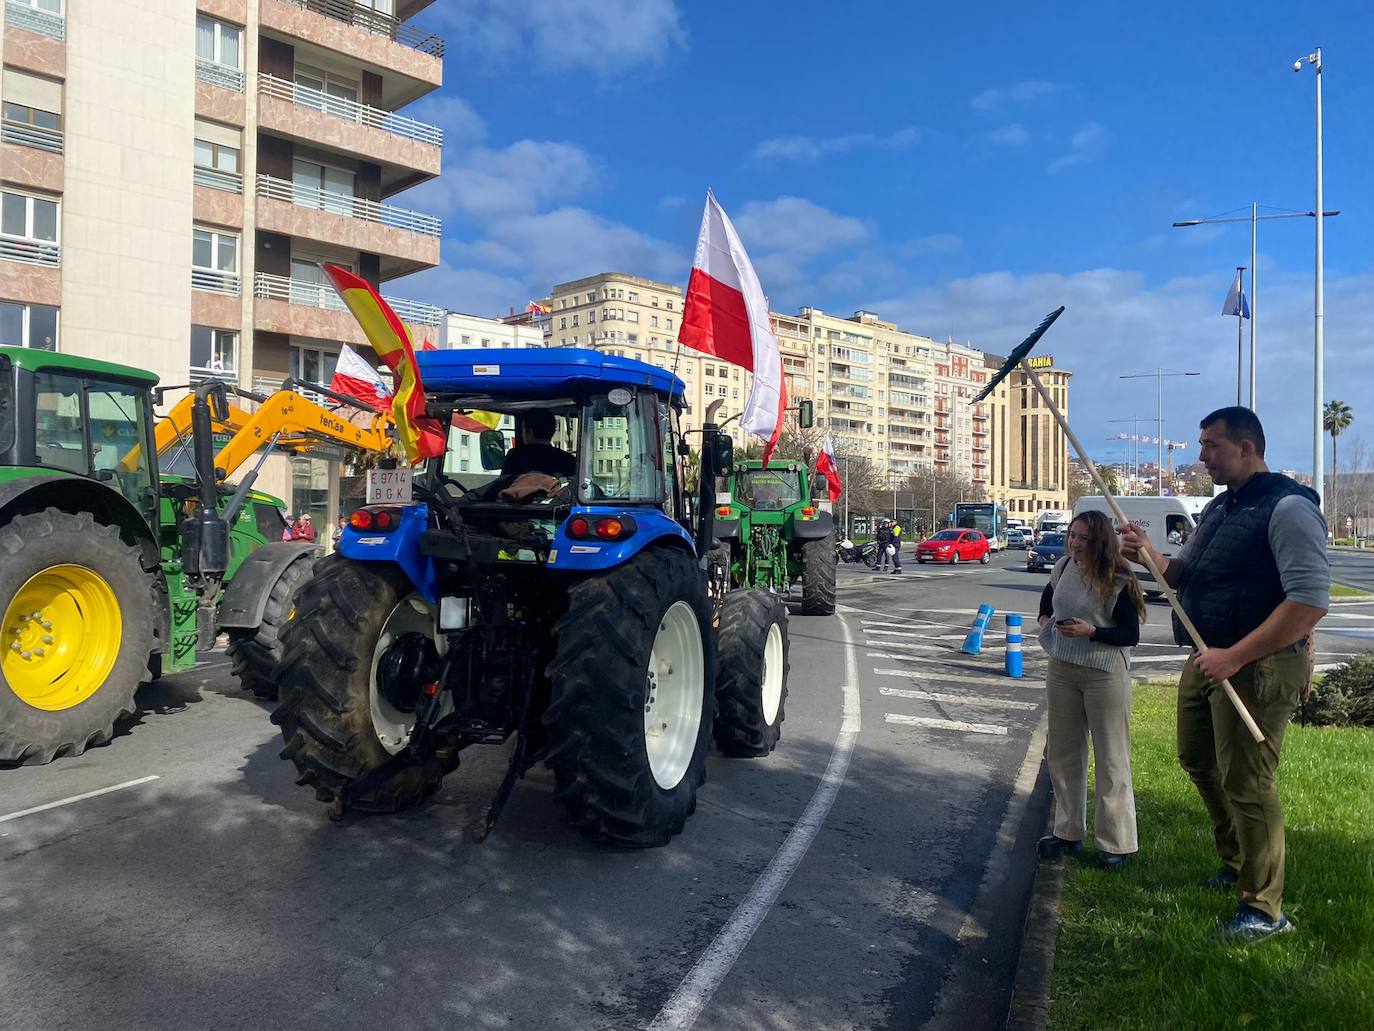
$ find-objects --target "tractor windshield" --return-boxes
[736,468,802,510]
[579,390,665,503]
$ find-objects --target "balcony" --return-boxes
[257,73,440,194]
[196,58,244,92]
[5,0,63,40]
[190,365,238,386]
[1,118,61,154]
[255,174,440,277]
[261,0,443,103]
[194,166,243,193]
[192,267,241,296]
[253,271,443,347]
[0,235,59,267]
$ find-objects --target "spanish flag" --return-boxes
[322,264,446,464]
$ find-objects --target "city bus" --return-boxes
[953,501,1009,550]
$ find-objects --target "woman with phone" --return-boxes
[1036,509,1146,869]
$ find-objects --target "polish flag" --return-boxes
[815,433,844,502]
[329,344,391,411]
[678,191,786,466]
[420,339,437,351]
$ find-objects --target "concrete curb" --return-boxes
[1329,594,1374,605]
[1006,812,1065,1031]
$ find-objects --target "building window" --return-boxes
[627,291,638,303]
[0,300,57,350]
[666,300,674,310]
[294,63,359,118]
[0,190,59,266]
[1,68,63,154]
[627,311,639,324]
[650,315,659,328]
[585,292,595,304]
[190,325,237,382]
[290,344,338,387]
[196,15,241,68]
[192,227,239,294]
[587,310,596,323]
[193,136,240,192]
[559,317,567,330]
[460,334,471,345]
[571,314,579,327]
[292,158,355,215]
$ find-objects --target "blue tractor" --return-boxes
[271,349,790,846]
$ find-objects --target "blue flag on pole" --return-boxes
[1221,270,1250,319]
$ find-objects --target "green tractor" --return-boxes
[711,459,836,615]
[0,347,313,764]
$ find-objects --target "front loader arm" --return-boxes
[212,389,395,477]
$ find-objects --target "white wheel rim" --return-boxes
[761,620,784,725]
[368,594,439,755]
[644,600,705,790]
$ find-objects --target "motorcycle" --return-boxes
[836,538,878,566]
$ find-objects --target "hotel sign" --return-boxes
[1025,355,1054,369]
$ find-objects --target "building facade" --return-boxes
[983,355,1071,517]
[0,0,446,524]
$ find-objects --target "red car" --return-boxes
[916,529,990,565]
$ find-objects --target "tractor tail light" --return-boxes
[801,506,817,517]
[716,506,733,517]
[569,516,590,537]
[350,507,400,532]
[349,510,372,530]
[566,514,637,542]
[595,518,625,539]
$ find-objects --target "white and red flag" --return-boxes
[329,343,391,411]
[678,191,786,465]
[815,433,844,502]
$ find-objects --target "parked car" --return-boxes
[916,529,991,565]
[1006,528,1027,550]
[1026,531,1067,572]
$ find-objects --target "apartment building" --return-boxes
[983,355,1071,516]
[930,339,993,488]
[0,0,445,523]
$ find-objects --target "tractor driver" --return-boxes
[501,407,577,480]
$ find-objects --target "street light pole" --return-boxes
[1171,204,1338,415]
[1121,370,1200,494]
[1295,48,1326,506]
[1234,266,1245,406]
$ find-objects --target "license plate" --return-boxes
[366,468,413,504]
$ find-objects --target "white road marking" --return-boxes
[0,775,160,826]
[649,614,862,1030]
[874,668,1045,688]
[884,713,1008,736]
[862,627,934,640]
[868,651,952,663]
[880,686,1039,710]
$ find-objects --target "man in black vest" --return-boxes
[1121,406,1328,942]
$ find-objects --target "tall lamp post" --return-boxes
[1121,368,1200,495]
[1295,47,1325,506]
[1172,205,1338,414]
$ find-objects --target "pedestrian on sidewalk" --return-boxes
[1037,509,1145,870]
[1120,406,1328,942]
[889,519,904,574]
[875,519,892,572]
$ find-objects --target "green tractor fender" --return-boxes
[790,508,835,541]
[217,541,317,630]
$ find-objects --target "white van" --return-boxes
[1034,509,1071,543]
[1071,495,1212,588]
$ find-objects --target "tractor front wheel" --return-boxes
[713,590,789,757]
[0,509,157,765]
[800,536,836,615]
[226,554,314,700]
[545,546,713,847]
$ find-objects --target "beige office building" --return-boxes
[983,356,1071,517]
[0,0,445,522]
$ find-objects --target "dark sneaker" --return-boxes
[1037,834,1083,858]
[1202,868,1239,892]
[1097,851,1134,871]
[1217,903,1294,942]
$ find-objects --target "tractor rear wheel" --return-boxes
[545,546,714,847]
[800,536,836,615]
[713,590,789,757]
[272,556,445,813]
[225,555,314,700]
[0,509,157,765]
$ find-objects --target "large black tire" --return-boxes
[713,590,790,757]
[800,536,836,615]
[544,546,714,847]
[272,556,444,813]
[225,555,314,700]
[0,509,157,765]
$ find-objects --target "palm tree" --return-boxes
[1324,400,1354,537]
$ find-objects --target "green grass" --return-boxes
[1048,683,1374,1030]
[1332,582,1372,599]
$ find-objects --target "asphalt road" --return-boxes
[1329,546,1374,593]
[3,549,1368,1030]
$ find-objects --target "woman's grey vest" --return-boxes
[1173,472,1321,649]
[1040,558,1131,673]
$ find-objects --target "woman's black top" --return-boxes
[1038,582,1141,647]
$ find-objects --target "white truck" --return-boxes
[1034,509,1072,543]
[1071,495,1212,591]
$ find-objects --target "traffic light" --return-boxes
[797,399,814,428]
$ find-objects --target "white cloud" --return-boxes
[426,140,600,221]
[970,80,1059,112]
[431,0,686,76]
[752,127,919,163]
[904,233,964,255]
[403,95,486,145]
[1048,121,1109,173]
[401,263,529,319]
[732,197,869,258]
[983,123,1030,147]
[870,267,1374,473]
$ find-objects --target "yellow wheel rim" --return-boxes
[3,564,123,711]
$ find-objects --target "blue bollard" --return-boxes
[962,603,995,655]
[1005,613,1024,678]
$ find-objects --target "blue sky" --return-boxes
[401,1,1374,473]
